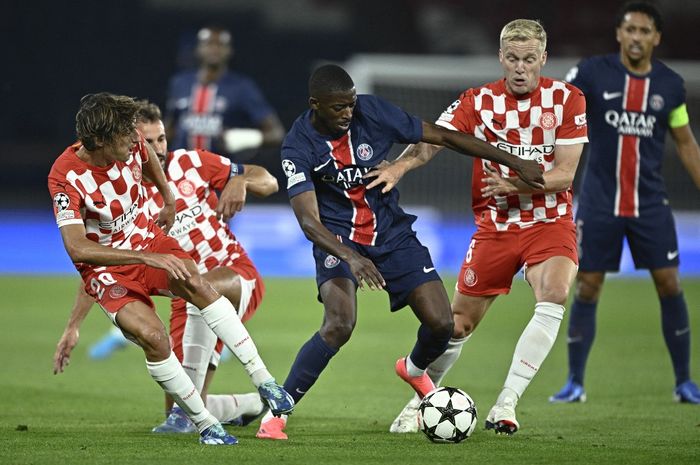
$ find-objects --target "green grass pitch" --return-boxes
[2,276,699,464]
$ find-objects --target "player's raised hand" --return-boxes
[156,202,176,234]
[53,327,79,374]
[217,176,247,222]
[364,160,406,193]
[511,158,545,189]
[346,253,386,290]
[142,253,192,280]
[481,165,518,197]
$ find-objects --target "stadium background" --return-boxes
[2,0,699,277]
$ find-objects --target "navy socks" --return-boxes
[283,332,338,404]
[660,293,691,386]
[566,298,597,385]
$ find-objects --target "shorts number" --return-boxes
[90,272,117,300]
[465,239,476,264]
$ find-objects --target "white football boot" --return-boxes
[389,394,421,433]
[484,397,519,435]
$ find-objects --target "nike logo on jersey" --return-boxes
[313,158,333,171]
[423,266,435,273]
[667,250,679,260]
[602,91,622,100]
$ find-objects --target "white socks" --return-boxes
[183,303,218,392]
[405,356,426,377]
[206,393,265,424]
[197,296,272,387]
[427,335,470,386]
[146,352,217,432]
[502,302,565,400]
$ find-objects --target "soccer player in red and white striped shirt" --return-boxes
[49,93,291,444]
[368,19,587,435]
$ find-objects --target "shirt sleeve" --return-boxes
[48,171,84,228]
[564,59,590,96]
[281,143,314,199]
[194,149,233,190]
[435,89,478,135]
[556,84,589,145]
[364,95,423,144]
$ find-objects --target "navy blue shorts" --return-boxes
[576,205,680,272]
[313,231,441,312]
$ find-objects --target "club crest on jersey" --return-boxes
[177,180,196,197]
[324,255,340,268]
[131,165,142,183]
[649,94,664,111]
[108,284,128,299]
[463,267,478,287]
[538,112,558,130]
[54,192,71,211]
[356,143,374,161]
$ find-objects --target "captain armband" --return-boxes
[669,103,689,129]
[229,163,245,179]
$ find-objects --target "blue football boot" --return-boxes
[258,380,295,416]
[199,423,238,445]
[674,380,700,404]
[549,378,587,403]
[88,330,129,360]
[152,406,197,433]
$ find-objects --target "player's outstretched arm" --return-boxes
[481,143,582,197]
[421,122,545,188]
[59,224,191,280]
[670,124,700,190]
[216,164,279,222]
[290,190,385,290]
[141,142,176,233]
[365,142,442,193]
[53,283,95,374]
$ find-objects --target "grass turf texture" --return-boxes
[2,276,699,464]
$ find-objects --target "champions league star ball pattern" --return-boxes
[419,387,477,443]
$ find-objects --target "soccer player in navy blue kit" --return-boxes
[256,64,544,439]
[165,26,285,158]
[551,1,700,404]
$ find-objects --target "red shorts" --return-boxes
[81,230,191,312]
[170,253,265,363]
[456,220,578,297]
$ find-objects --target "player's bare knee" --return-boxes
[320,320,355,348]
[137,326,171,359]
[540,286,570,306]
[575,271,605,300]
[452,316,475,339]
[431,317,454,340]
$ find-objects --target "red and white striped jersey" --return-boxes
[437,77,588,231]
[48,141,157,252]
[145,149,246,273]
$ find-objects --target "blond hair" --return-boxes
[499,19,547,54]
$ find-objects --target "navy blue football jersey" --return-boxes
[567,54,685,216]
[166,70,275,155]
[282,94,423,246]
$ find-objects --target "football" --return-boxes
[419,386,477,443]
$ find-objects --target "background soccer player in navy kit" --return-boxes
[550,1,700,404]
[255,64,544,440]
[165,26,285,159]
